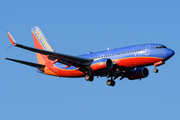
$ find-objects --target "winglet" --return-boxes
[7,31,17,45]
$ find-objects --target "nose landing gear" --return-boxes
[153,67,159,73]
[153,61,165,73]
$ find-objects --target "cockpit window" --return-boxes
[156,46,167,49]
[162,46,167,48]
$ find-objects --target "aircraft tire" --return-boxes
[153,68,159,73]
[85,75,94,82]
[106,80,115,86]
[111,80,115,86]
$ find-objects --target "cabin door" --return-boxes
[145,45,151,55]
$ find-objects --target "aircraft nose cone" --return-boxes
[167,49,175,59]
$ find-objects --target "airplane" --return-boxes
[5,26,175,86]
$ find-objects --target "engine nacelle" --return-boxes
[90,58,113,71]
[126,67,149,80]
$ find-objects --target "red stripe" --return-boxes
[115,57,164,67]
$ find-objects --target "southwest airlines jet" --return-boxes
[5,26,175,86]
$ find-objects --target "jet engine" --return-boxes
[126,67,149,80]
[90,58,113,71]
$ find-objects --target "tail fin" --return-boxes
[31,26,56,64]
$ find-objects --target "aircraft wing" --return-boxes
[7,31,92,67]
[15,43,92,66]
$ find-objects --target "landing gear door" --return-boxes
[145,45,151,55]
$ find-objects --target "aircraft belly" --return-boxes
[51,67,85,77]
[132,57,164,66]
[116,57,164,67]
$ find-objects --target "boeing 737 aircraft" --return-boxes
[5,26,175,86]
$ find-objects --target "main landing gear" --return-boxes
[85,74,116,86]
[106,79,115,86]
[85,74,94,82]
[106,76,116,87]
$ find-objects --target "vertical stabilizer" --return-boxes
[31,26,56,64]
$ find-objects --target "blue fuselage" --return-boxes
[56,43,174,71]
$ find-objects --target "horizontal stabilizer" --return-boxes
[4,58,45,68]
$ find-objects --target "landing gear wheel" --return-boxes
[106,80,115,87]
[111,80,115,86]
[85,75,94,82]
[153,68,159,73]
[107,80,111,86]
